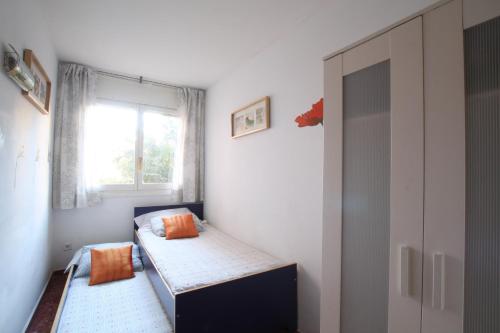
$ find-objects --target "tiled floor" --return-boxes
[26,270,67,333]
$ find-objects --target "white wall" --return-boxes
[0,0,57,332]
[205,0,440,332]
[51,194,180,269]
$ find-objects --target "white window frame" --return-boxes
[93,98,180,193]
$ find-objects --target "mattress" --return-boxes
[137,224,284,294]
[57,272,173,333]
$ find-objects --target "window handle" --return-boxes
[137,157,143,171]
[399,245,411,297]
[432,252,446,310]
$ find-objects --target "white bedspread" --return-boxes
[137,225,284,294]
[57,272,172,333]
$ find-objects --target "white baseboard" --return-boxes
[22,272,52,333]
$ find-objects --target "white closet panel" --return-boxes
[386,17,424,333]
[322,2,467,333]
[422,1,466,332]
[321,54,343,333]
[322,16,424,333]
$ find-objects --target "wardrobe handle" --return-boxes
[399,245,410,297]
[432,252,446,310]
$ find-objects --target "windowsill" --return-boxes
[99,189,177,198]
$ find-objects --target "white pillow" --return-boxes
[134,207,203,230]
[134,208,189,228]
[150,216,167,236]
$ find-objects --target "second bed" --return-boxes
[56,271,172,333]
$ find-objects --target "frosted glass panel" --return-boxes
[464,16,500,333]
[341,60,390,333]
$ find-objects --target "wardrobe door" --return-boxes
[341,58,391,333]
[322,53,343,333]
[322,17,423,333]
[386,19,424,333]
[464,14,500,333]
[421,1,466,332]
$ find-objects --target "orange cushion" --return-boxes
[162,214,199,240]
[89,245,135,286]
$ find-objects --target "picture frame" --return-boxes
[22,49,51,115]
[231,96,270,138]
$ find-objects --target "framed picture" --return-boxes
[231,96,270,138]
[22,49,51,115]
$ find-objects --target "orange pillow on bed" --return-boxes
[89,245,135,286]
[162,214,199,240]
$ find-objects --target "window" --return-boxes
[85,100,181,192]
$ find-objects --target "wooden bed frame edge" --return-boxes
[49,265,74,333]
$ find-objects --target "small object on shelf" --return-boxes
[3,44,35,92]
[22,49,52,115]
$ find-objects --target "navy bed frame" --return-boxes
[134,202,298,333]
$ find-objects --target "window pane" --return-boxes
[142,111,180,184]
[85,103,137,185]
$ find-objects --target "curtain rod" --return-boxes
[96,70,183,90]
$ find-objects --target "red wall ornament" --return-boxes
[295,98,323,127]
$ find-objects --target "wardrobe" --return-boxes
[321,0,500,332]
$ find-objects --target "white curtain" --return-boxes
[52,63,101,209]
[177,87,205,203]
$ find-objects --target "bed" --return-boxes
[51,268,173,333]
[133,202,298,333]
